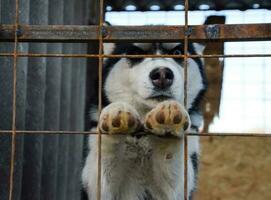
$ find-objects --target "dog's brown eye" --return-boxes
[173,49,182,55]
[127,46,146,55]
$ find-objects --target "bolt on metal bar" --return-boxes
[9,0,19,199]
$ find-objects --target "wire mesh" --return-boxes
[0,0,270,199]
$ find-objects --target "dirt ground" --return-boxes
[193,136,271,200]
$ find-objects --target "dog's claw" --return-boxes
[144,100,190,137]
[98,102,141,135]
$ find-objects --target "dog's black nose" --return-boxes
[149,68,174,89]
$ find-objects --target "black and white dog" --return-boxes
[82,39,207,200]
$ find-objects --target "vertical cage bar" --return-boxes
[184,134,188,200]
[183,0,189,200]
[9,0,19,199]
[13,0,30,199]
[97,0,104,199]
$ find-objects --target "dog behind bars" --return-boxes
[82,39,207,200]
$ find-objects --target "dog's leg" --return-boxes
[142,100,194,200]
[144,100,191,137]
[83,102,145,200]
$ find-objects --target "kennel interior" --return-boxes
[0,0,271,199]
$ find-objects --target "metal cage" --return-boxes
[0,0,271,200]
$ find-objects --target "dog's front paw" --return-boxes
[144,100,190,137]
[98,102,142,135]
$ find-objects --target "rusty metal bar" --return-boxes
[8,0,19,199]
[1,130,271,137]
[189,54,271,58]
[1,53,271,58]
[0,25,99,42]
[1,24,271,42]
[96,0,104,199]
[0,130,95,135]
[188,133,271,137]
[183,0,189,199]
[184,134,188,199]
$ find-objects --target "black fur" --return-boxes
[81,188,88,200]
[190,152,199,179]
[104,42,200,69]
[142,189,155,200]
[188,152,199,200]
[187,43,207,118]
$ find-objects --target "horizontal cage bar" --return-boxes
[0,24,271,42]
[0,53,271,58]
[0,130,271,137]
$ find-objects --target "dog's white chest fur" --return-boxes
[82,133,198,200]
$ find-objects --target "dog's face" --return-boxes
[103,42,206,114]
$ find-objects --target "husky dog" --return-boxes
[82,40,207,200]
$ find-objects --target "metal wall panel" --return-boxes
[21,0,49,199]
[0,0,90,199]
[40,0,64,199]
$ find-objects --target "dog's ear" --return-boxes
[193,43,205,55]
[103,22,115,55]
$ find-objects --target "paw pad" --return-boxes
[155,111,165,124]
[98,103,141,135]
[173,113,182,124]
[144,100,190,137]
[112,114,121,127]
[101,121,109,132]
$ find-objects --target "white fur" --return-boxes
[104,57,203,116]
[82,134,198,200]
[82,43,204,200]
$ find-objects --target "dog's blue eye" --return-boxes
[173,49,182,55]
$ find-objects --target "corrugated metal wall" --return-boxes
[0,0,96,199]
